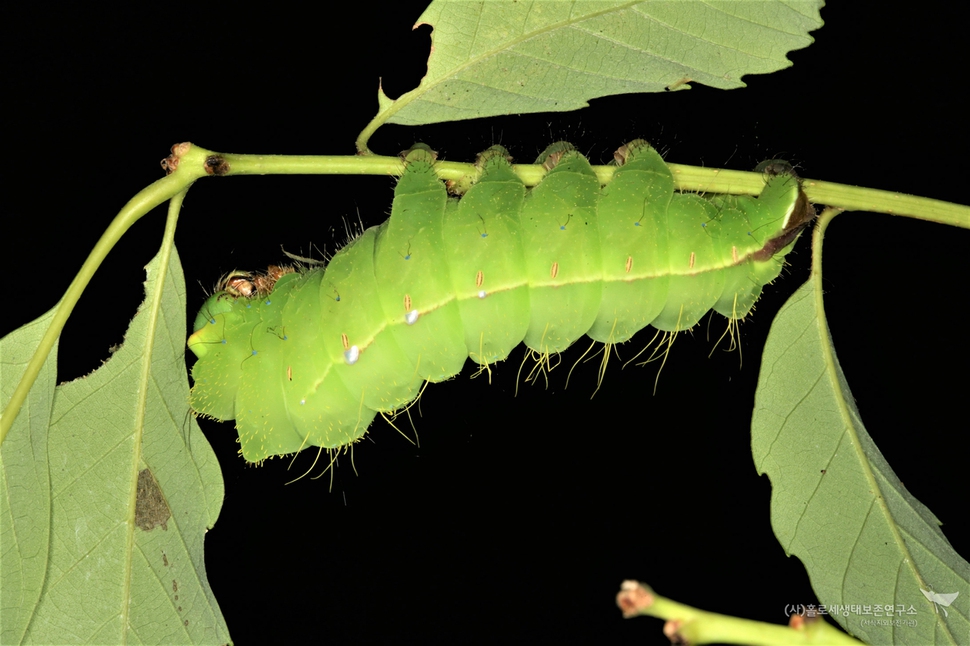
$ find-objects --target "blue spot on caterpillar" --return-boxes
[188,141,814,464]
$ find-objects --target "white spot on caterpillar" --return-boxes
[476,270,484,288]
[300,398,306,406]
[344,345,360,365]
[625,256,633,274]
[782,200,797,228]
[688,252,696,269]
[478,290,487,299]
[550,261,559,279]
[405,310,419,325]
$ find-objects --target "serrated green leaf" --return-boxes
[1,249,230,645]
[752,278,969,645]
[378,0,823,127]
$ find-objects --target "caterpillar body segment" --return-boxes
[188,140,813,463]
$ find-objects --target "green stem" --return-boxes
[803,179,967,229]
[0,144,211,443]
[617,581,865,645]
[215,150,773,193]
[201,150,970,228]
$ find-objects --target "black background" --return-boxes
[5,3,967,645]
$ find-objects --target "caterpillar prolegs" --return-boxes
[188,140,814,463]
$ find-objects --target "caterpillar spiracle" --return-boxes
[188,140,815,463]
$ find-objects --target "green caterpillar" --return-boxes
[188,140,814,463]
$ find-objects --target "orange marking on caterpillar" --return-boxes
[476,270,484,287]
[625,256,633,274]
[550,262,559,279]
[731,245,739,264]
[688,252,696,269]
[404,294,412,311]
[341,333,350,350]
[287,365,293,381]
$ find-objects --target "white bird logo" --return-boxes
[920,589,960,618]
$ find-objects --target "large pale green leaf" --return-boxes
[752,277,969,645]
[376,0,823,127]
[1,306,58,644]
[0,248,230,645]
